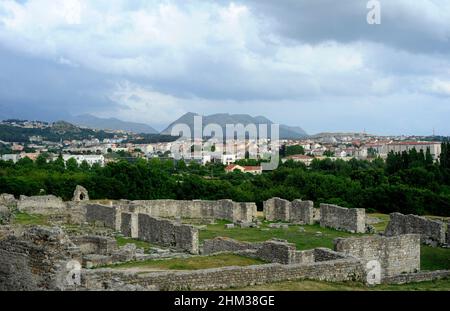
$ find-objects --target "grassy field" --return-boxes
[12,212,49,226]
[107,253,265,271]
[199,220,362,250]
[228,278,450,291]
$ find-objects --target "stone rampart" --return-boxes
[320,204,366,233]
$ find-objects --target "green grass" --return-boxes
[106,253,265,271]
[12,212,49,226]
[228,278,450,291]
[367,213,390,232]
[200,217,450,271]
[115,236,153,253]
[421,246,450,271]
[200,220,363,251]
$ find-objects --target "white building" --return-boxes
[386,141,441,160]
[62,154,105,167]
[221,154,237,165]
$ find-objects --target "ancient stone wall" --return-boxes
[263,197,290,221]
[382,270,450,285]
[0,194,17,208]
[85,204,119,230]
[0,227,82,291]
[129,199,256,223]
[81,257,365,291]
[320,204,366,233]
[120,212,138,239]
[313,248,348,262]
[255,240,297,264]
[291,200,314,224]
[138,214,199,254]
[17,195,67,214]
[70,236,118,255]
[334,234,420,278]
[384,212,446,245]
[72,185,89,202]
[202,237,261,255]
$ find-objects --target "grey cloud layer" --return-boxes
[0,0,449,134]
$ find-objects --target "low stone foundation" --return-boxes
[81,257,365,291]
[382,270,450,285]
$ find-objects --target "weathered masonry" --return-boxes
[320,204,366,233]
[202,237,346,266]
[263,197,314,224]
[334,234,420,278]
[81,256,365,291]
[0,227,82,291]
[129,199,257,223]
[384,212,447,246]
[138,214,199,254]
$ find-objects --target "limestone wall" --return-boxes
[263,197,290,222]
[263,198,315,224]
[129,199,256,223]
[0,194,17,208]
[120,212,138,239]
[203,237,261,255]
[85,204,119,230]
[320,204,366,233]
[70,236,118,255]
[255,240,297,264]
[0,227,81,291]
[81,257,365,291]
[382,270,450,285]
[384,212,446,245]
[17,195,67,214]
[291,200,314,224]
[138,214,199,254]
[334,234,420,278]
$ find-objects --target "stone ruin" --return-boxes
[263,197,314,224]
[72,185,89,202]
[0,227,82,291]
[384,212,447,246]
[320,203,366,233]
[335,234,420,279]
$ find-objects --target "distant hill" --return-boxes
[0,121,116,143]
[161,112,308,139]
[69,114,158,134]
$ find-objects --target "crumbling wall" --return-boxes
[255,240,297,264]
[0,194,17,208]
[121,212,138,239]
[138,214,199,254]
[70,236,118,255]
[17,195,67,214]
[290,200,314,224]
[129,199,255,223]
[263,197,291,222]
[320,204,366,233]
[72,185,89,202]
[334,234,420,278]
[203,237,261,255]
[384,212,446,245]
[0,227,82,291]
[85,204,119,230]
[81,257,365,291]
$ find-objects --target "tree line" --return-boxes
[0,144,449,216]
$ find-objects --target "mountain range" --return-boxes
[69,114,159,134]
[161,112,308,139]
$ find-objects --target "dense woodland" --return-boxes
[0,143,450,216]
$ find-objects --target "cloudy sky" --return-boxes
[0,0,449,135]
